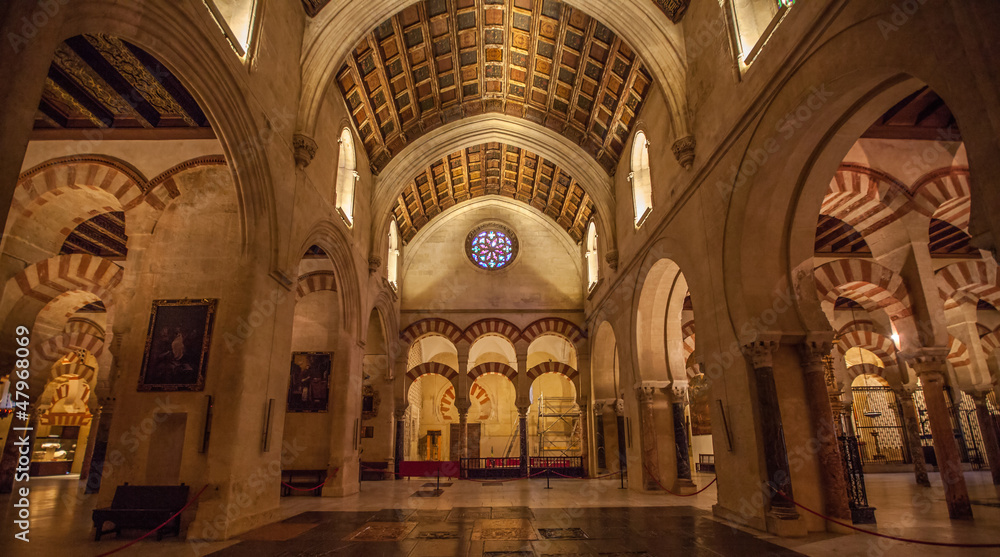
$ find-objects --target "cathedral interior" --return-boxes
[1,1,1000,556]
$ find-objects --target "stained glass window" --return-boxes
[465,225,518,269]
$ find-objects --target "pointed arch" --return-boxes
[295,271,337,301]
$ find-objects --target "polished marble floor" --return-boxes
[0,471,998,556]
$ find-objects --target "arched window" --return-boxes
[585,222,599,290]
[387,220,400,289]
[631,131,652,227]
[336,128,357,226]
[204,0,259,57]
[728,0,794,66]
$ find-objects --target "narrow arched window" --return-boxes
[585,222,599,290]
[336,128,357,226]
[631,131,652,227]
[387,220,400,289]
[204,0,258,58]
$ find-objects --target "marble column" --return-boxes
[909,350,972,519]
[637,383,661,490]
[798,336,852,522]
[593,402,607,470]
[517,404,529,477]
[77,406,102,480]
[671,382,694,486]
[615,399,627,479]
[579,399,590,477]
[394,407,406,478]
[742,339,798,519]
[970,391,1000,485]
[894,387,931,487]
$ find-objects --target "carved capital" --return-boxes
[605,250,619,272]
[903,347,949,376]
[614,398,625,417]
[742,338,780,370]
[592,401,606,415]
[671,379,689,402]
[293,133,318,168]
[394,406,407,420]
[454,397,472,413]
[798,333,833,373]
[671,135,696,169]
[368,255,382,275]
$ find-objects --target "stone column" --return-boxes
[894,386,931,487]
[742,339,798,520]
[456,399,470,461]
[970,390,1000,485]
[77,406,102,480]
[593,401,607,470]
[394,407,406,478]
[615,399,627,479]
[579,399,590,477]
[517,404,529,477]
[671,382,694,486]
[637,383,661,490]
[909,350,973,519]
[798,336,852,522]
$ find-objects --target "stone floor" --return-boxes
[0,471,998,556]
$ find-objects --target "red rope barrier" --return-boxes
[281,480,327,492]
[769,487,1000,548]
[642,464,717,496]
[94,484,209,557]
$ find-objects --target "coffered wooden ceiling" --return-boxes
[33,34,210,135]
[337,0,652,175]
[392,142,595,242]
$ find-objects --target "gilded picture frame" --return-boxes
[137,299,218,392]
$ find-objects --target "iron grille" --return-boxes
[850,386,908,465]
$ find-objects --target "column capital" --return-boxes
[394,406,407,420]
[671,379,689,403]
[967,390,990,405]
[592,401,606,415]
[613,398,625,416]
[798,333,834,372]
[742,337,781,370]
[903,347,949,375]
[454,397,472,413]
[293,133,318,168]
[637,381,669,403]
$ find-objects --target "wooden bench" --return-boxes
[280,469,326,496]
[696,454,715,473]
[92,484,190,541]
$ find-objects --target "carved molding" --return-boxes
[605,250,620,272]
[614,398,625,416]
[368,255,382,275]
[798,333,833,373]
[742,338,780,370]
[293,133,318,168]
[671,379,689,401]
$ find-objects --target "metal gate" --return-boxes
[912,387,988,469]
[850,386,909,465]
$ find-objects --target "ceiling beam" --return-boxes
[565,18,597,134]
[585,36,620,139]
[37,98,69,128]
[416,2,444,116]
[599,54,642,155]
[447,0,465,107]
[366,35,405,146]
[544,8,571,118]
[46,66,114,127]
[64,36,160,127]
[123,41,209,126]
[346,52,388,157]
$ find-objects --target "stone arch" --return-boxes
[980,328,1000,357]
[405,362,460,394]
[912,167,972,229]
[7,254,123,307]
[143,155,229,212]
[521,317,585,344]
[298,0,689,159]
[814,259,913,319]
[836,330,897,364]
[295,271,337,301]
[401,318,464,345]
[526,361,579,384]
[591,320,618,400]
[820,165,911,237]
[467,362,518,384]
[33,332,105,379]
[463,319,521,344]
[846,363,885,380]
[633,257,690,383]
[936,261,1000,309]
[296,221,363,338]
[11,155,145,223]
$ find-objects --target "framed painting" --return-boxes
[138,299,217,392]
[287,352,331,412]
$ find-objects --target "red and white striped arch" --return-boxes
[467,362,518,384]
[463,318,521,343]
[295,271,337,301]
[143,156,228,211]
[980,328,1000,357]
[836,329,897,365]
[521,317,585,344]
[936,261,1000,309]
[821,165,910,237]
[526,361,579,383]
[32,333,104,383]
[814,259,912,319]
[946,335,972,370]
[12,254,123,305]
[401,318,464,344]
[406,361,459,386]
[912,168,971,230]
[13,156,146,221]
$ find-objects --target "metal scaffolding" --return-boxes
[536,395,581,457]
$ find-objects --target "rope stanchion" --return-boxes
[281,480,327,492]
[643,464,717,496]
[768,487,1000,548]
[94,484,209,557]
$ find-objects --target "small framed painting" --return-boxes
[287,352,331,412]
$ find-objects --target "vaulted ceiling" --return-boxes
[862,87,959,141]
[393,142,595,242]
[33,34,210,135]
[337,0,653,175]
